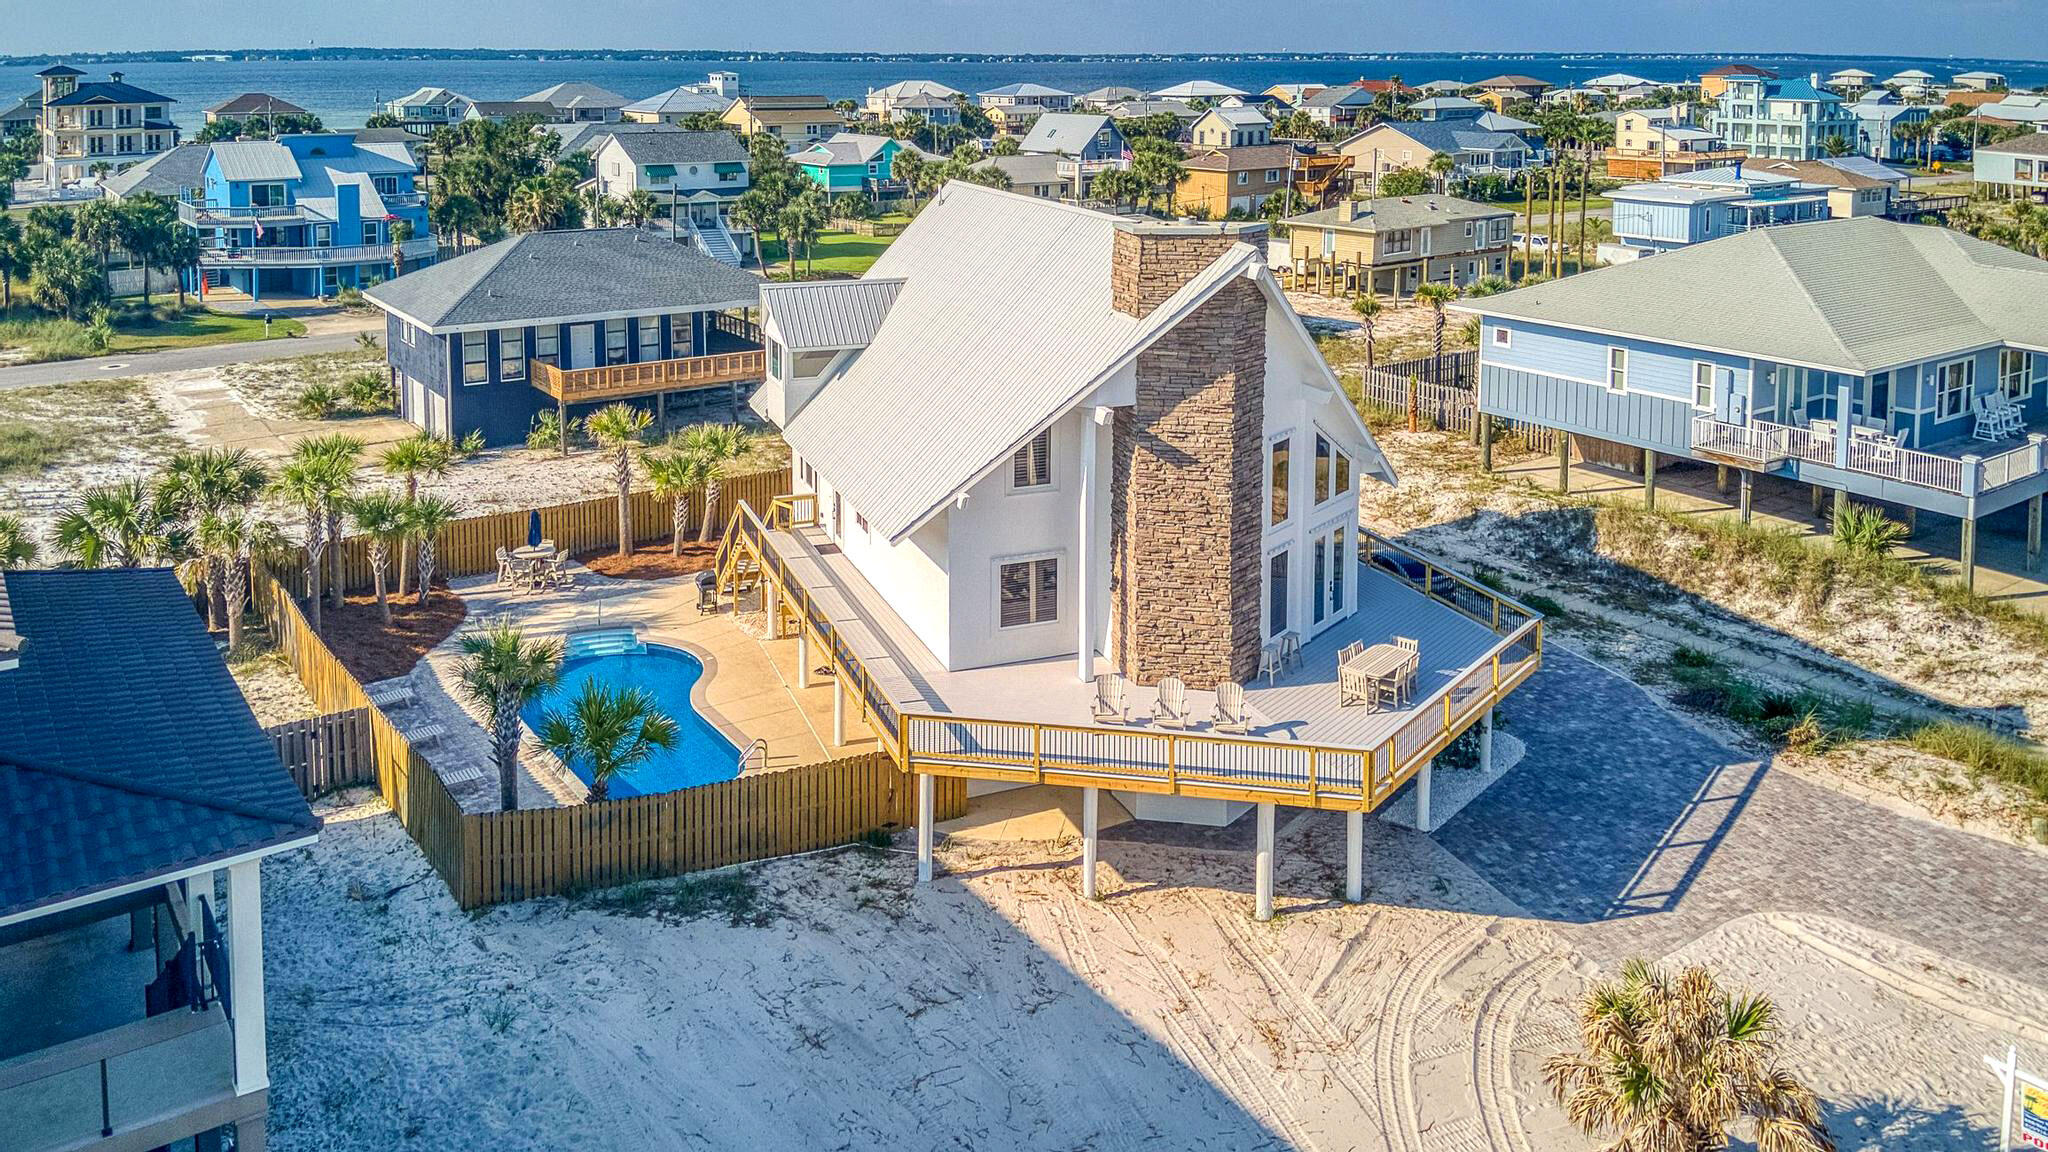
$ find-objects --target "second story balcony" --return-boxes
[197,235,438,268]
[179,200,319,227]
[1692,412,2047,507]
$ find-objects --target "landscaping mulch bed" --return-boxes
[576,540,719,581]
[321,587,468,683]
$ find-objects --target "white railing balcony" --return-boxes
[198,236,437,268]
[1692,413,2044,498]
[179,201,322,227]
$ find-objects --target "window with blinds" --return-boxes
[998,558,1057,628]
[1011,428,1052,488]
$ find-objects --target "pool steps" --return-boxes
[563,629,646,660]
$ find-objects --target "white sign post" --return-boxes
[1987,1045,2048,1151]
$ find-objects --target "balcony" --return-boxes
[531,348,766,406]
[198,236,438,268]
[1692,413,2046,500]
[179,200,319,227]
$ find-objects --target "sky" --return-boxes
[2,0,2045,60]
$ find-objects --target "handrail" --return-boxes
[530,349,766,404]
[738,738,768,773]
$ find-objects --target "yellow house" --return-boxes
[1280,195,1514,297]
[720,95,844,143]
[1176,144,1296,216]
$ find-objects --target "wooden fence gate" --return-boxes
[266,707,377,796]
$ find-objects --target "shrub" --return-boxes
[345,371,395,413]
[334,285,367,311]
[527,409,569,451]
[456,429,486,458]
[291,380,344,419]
[353,328,379,349]
[1831,501,1907,557]
[1908,721,2048,803]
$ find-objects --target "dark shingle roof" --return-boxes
[46,80,173,108]
[0,569,317,919]
[607,130,750,166]
[206,92,309,117]
[102,141,209,199]
[365,227,762,331]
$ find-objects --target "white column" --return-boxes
[916,772,935,883]
[831,677,846,747]
[1834,380,1853,469]
[1345,810,1363,903]
[1254,802,1276,921]
[227,860,268,1094]
[1416,760,1434,833]
[797,630,811,689]
[1081,786,1100,900]
[1480,708,1495,776]
[1075,411,1099,683]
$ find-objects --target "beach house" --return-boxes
[621,85,730,125]
[1700,64,1776,100]
[1708,74,1855,161]
[865,80,962,122]
[1338,115,1535,186]
[793,133,922,198]
[364,227,763,445]
[1189,104,1270,149]
[739,181,1539,912]
[35,65,179,187]
[1471,75,1550,111]
[1847,92,1933,161]
[0,567,320,1152]
[1606,166,1832,253]
[590,130,754,263]
[1973,134,2048,202]
[1604,105,1745,180]
[1462,217,2048,587]
[521,82,628,124]
[720,95,844,143]
[378,86,472,134]
[1279,195,1514,296]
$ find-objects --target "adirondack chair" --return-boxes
[1211,681,1252,735]
[1152,677,1189,729]
[1092,673,1129,725]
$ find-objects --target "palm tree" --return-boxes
[644,445,714,554]
[680,422,756,542]
[54,479,180,568]
[160,447,269,629]
[272,457,330,631]
[1351,293,1384,369]
[379,433,453,595]
[0,214,22,307]
[388,217,414,281]
[0,512,38,568]
[72,198,122,293]
[297,434,363,608]
[619,189,662,227]
[1412,281,1461,358]
[347,489,409,624]
[1427,151,1457,193]
[584,402,654,557]
[197,511,283,651]
[163,229,201,308]
[893,148,928,210]
[456,624,564,812]
[1546,959,1835,1152]
[536,680,680,802]
[116,194,177,302]
[405,494,458,606]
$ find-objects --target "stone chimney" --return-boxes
[1106,219,1270,687]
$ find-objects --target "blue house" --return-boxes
[182,133,436,301]
[362,227,763,446]
[1463,217,2048,585]
[793,133,921,196]
[1018,113,1126,162]
[1608,166,1832,252]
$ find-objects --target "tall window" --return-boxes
[605,319,629,365]
[1314,433,1351,505]
[461,331,488,385]
[637,318,661,363]
[2001,349,2034,401]
[1936,358,1974,419]
[998,557,1058,628]
[1268,437,1291,526]
[1607,347,1629,392]
[1011,428,1051,489]
[1330,527,1346,618]
[1693,362,1715,409]
[1267,550,1290,638]
[670,314,693,357]
[534,327,559,366]
[498,329,525,381]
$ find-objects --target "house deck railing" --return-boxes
[1690,413,2045,498]
[717,496,1542,813]
[197,236,438,268]
[529,348,765,406]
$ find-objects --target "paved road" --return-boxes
[1436,646,2048,983]
[0,328,374,391]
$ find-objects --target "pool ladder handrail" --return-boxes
[738,738,768,773]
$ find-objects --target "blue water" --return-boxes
[3,52,2045,135]
[522,640,741,798]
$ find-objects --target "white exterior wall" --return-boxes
[795,458,955,666]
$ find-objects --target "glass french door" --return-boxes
[1309,524,1349,634]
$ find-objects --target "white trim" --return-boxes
[1606,346,1629,393]
[1932,356,1975,424]
[1004,426,1057,493]
[1266,428,1295,529]
[993,549,1062,631]
[1692,360,1715,410]
[0,833,318,930]
[366,296,759,337]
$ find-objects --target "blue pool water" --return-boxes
[522,633,741,798]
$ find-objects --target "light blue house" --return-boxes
[1463,217,2048,584]
[793,133,921,195]
[1608,166,1832,252]
[1847,93,1932,162]
[183,133,436,301]
[1708,74,1855,161]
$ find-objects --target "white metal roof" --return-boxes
[210,140,301,183]
[1150,80,1250,100]
[763,279,905,349]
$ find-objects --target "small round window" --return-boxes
[689,165,700,176]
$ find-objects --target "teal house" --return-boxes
[793,133,921,195]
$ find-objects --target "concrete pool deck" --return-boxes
[401,562,884,812]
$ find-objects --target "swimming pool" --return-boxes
[522,631,742,798]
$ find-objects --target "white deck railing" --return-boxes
[1690,414,2042,498]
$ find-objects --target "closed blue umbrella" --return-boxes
[527,509,543,548]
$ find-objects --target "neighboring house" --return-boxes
[1078,85,1147,108]
[1297,83,1378,129]
[1972,94,2048,128]
[1150,80,1250,102]
[889,93,961,127]
[1584,72,1655,97]
[0,90,39,138]
[792,132,920,196]
[1106,99,1204,132]
[352,126,427,172]
[1884,69,1937,96]
[591,130,754,264]
[1541,87,1611,108]
[1607,166,1831,252]
[36,65,179,187]
[203,92,310,127]
[1407,95,1487,121]
[1280,195,1515,296]
[864,80,961,120]
[1847,93,1933,161]
[462,100,562,125]
[0,566,321,1152]
[1708,74,1855,161]
[1748,158,1899,217]
[1260,83,1323,110]
[973,151,1071,198]
[363,227,763,445]
[1472,74,1550,111]
[1177,144,1297,216]
[746,182,1530,866]
[1952,70,2008,92]
[1338,117,1534,186]
[1464,217,2048,579]
[378,86,471,134]
[1605,105,1745,179]
[1018,113,1126,161]
[976,83,1076,113]
[720,94,844,143]
[521,82,628,123]
[1190,104,1270,148]
[1973,133,2048,200]
[176,133,437,301]
[1414,80,1469,96]
[1700,64,1776,100]
[622,85,729,125]
[1825,68,1877,94]
[101,140,209,201]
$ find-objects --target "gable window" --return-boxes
[1935,358,1974,419]
[637,318,661,363]
[362,223,378,246]
[374,175,400,195]
[1011,428,1052,489]
[1693,362,1715,409]
[498,329,525,381]
[2001,349,2034,401]
[399,321,417,347]
[249,182,286,207]
[604,319,629,365]
[1314,433,1351,504]
[461,331,488,385]
[1268,436,1292,526]
[998,556,1058,628]
[1491,326,1511,349]
[534,327,559,366]
[1607,347,1629,393]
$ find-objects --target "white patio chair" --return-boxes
[1393,636,1421,705]
[1211,681,1252,735]
[1989,392,2025,436]
[1092,673,1130,725]
[542,555,577,591]
[495,546,514,587]
[1973,396,2007,443]
[1152,677,1190,729]
[1337,642,1373,708]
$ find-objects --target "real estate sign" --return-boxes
[1991,1046,2048,1152]
[2023,1082,2048,1151]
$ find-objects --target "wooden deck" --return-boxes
[529,349,766,406]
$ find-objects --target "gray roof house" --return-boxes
[0,567,318,1152]
[364,228,764,445]
[101,140,210,200]
[521,81,629,122]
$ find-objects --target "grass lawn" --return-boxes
[761,229,897,279]
[0,296,305,363]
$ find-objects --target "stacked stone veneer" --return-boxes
[1108,221,1269,688]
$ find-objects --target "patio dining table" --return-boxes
[509,543,558,591]
[1342,643,1414,712]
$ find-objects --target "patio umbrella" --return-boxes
[527,510,543,548]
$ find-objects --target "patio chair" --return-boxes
[1211,681,1252,735]
[1337,642,1374,708]
[1092,673,1130,725]
[1988,392,2025,436]
[495,546,514,587]
[1974,396,2006,443]
[542,555,577,591]
[368,681,416,710]
[1392,636,1421,705]
[1152,677,1190,729]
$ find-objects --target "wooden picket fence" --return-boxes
[265,707,376,796]
[255,559,964,909]
[1355,366,1562,455]
[1377,349,1477,390]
